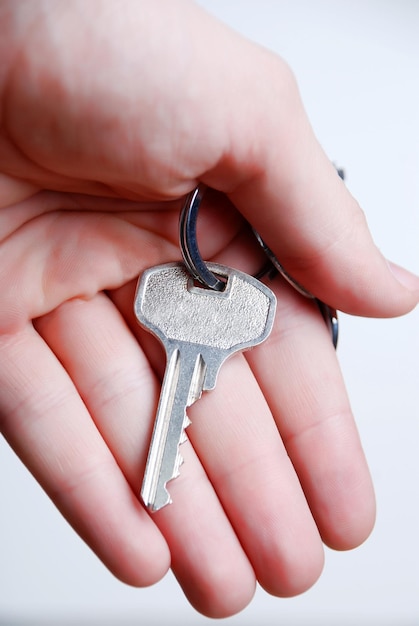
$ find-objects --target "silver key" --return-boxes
[134,262,276,512]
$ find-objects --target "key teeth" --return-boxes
[152,451,183,512]
[170,414,189,485]
[173,450,184,478]
[179,411,191,445]
[153,414,190,511]
[142,483,172,512]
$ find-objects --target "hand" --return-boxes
[0,1,417,618]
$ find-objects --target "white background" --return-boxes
[1,1,418,625]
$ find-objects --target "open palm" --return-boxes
[0,2,417,618]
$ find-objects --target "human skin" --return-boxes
[0,0,418,618]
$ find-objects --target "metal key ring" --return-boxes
[179,185,226,291]
[179,184,338,347]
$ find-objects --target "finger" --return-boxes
[0,210,169,332]
[0,189,242,331]
[35,292,256,618]
[200,50,419,317]
[187,353,325,598]
[245,277,376,550]
[210,233,375,549]
[0,324,170,586]
[112,282,325,598]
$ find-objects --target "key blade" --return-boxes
[141,345,206,512]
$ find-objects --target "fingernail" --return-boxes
[387,260,419,292]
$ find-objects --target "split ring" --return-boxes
[179,185,226,291]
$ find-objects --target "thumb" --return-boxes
[197,35,418,317]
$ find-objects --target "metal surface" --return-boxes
[179,185,225,291]
[134,262,276,511]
